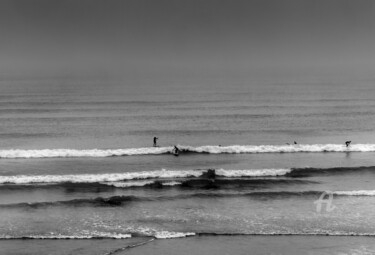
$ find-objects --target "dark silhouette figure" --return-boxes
[172,145,180,156]
[205,169,216,180]
[202,169,218,189]
[345,141,351,147]
[294,141,297,144]
[153,137,158,147]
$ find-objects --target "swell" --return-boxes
[1,143,375,158]
[3,190,375,209]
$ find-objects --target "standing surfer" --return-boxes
[153,137,159,147]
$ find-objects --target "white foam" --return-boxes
[163,181,182,186]
[0,232,131,239]
[0,169,204,184]
[181,144,375,154]
[216,168,291,177]
[1,144,374,158]
[154,231,195,239]
[134,227,196,239]
[103,181,155,188]
[0,147,172,158]
[0,168,292,185]
[334,190,375,196]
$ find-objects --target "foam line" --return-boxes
[0,169,291,184]
[0,144,374,158]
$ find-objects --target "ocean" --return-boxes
[1,78,375,254]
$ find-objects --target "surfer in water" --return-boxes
[153,137,158,147]
[345,141,351,147]
[172,145,180,156]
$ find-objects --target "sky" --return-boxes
[0,0,374,81]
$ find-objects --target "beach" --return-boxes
[1,0,375,253]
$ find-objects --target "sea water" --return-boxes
[1,78,375,253]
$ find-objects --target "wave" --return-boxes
[1,143,375,158]
[145,231,195,239]
[0,232,131,240]
[215,169,291,177]
[286,166,375,177]
[0,179,316,194]
[1,166,375,187]
[0,147,171,158]
[1,195,144,208]
[1,166,374,186]
[0,169,205,184]
[0,179,314,192]
[4,231,375,240]
[162,181,183,186]
[0,168,291,184]
[0,231,195,240]
[3,190,375,209]
[104,180,155,188]
[333,190,375,196]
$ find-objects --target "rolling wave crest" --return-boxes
[1,143,374,158]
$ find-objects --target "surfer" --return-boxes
[294,141,297,144]
[172,145,180,156]
[345,141,351,147]
[153,137,158,147]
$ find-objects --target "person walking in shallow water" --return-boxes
[153,137,158,147]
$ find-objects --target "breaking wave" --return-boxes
[0,231,195,240]
[1,143,375,158]
[3,231,375,240]
[333,190,375,196]
[1,166,375,186]
[0,168,291,185]
[0,232,131,240]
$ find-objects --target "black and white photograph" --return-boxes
[1,0,375,254]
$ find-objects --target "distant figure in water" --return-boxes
[172,145,180,156]
[294,141,297,144]
[345,141,351,147]
[153,137,158,147]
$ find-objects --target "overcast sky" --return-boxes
[0,0,374,80]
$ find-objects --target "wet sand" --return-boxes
[125,236,375,255]
[0,237,151,255]
[2,236,375,255]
